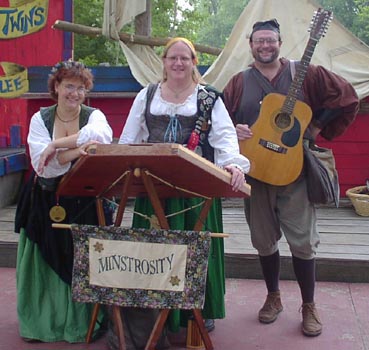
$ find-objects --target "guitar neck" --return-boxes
[283,37,319,114]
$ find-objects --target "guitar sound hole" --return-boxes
[275,113,291,129]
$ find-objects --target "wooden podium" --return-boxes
[56,143,250,350]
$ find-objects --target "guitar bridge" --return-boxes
[259,139,287,154]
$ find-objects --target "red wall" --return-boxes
[84,97,135,140]
[317,111,369,195]
[0,0,69,146]
[0,0,65,65]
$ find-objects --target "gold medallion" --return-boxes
[49,205,66,222]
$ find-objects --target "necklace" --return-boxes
[56,109,79,123]
[167,81,194,99]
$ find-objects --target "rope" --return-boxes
[133,200,206,229]
[164,114,182,143]
[98,170,131,198]
[144,170,211,200]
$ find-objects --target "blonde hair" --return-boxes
[162,37,204,83]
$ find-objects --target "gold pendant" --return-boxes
[49,205,66,222]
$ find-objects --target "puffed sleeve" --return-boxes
[118,87,149,144]
[208,98,250,173]
[76,109,113,146]
[222,71,244,124]
[28,112,71,177]
[303,65,359,140]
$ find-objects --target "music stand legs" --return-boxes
[85,169,215,349]
[86,304,100,343]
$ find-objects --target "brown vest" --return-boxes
[235,61,304,126]
[144,83,219,162]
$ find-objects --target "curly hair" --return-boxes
[47,60,94,101]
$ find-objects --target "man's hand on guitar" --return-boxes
[236,124,253,140]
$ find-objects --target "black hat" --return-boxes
[251,19,280,36]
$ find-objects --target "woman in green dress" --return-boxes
[15,61,113,342]
[115,37,250,348]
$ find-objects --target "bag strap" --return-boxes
[145,83,159,116]
[196,84,219,125]
[195,85,220,162]
[290,60,296,80]
[251,60,298,95]
[250,68,276,94]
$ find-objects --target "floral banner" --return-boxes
[71,225,211,309]
[0,62,28,98]
[1,0,49,39]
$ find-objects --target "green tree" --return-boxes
[194,0,249,64]
[351,0,369,44]
[317,0,358,29]
[73,0,250,65]
[149,0,204,57]
[316,0,369,45]
[74,0,207,65]
[74,0,366,66]
[151,0,250,64]
[196,0,249,48]
[74,0,125,65]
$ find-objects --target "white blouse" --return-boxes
[28,108,113,178]
[119,84,250,173]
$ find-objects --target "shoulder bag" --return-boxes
[303,142,340,207]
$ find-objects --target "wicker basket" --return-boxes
[346,186,369,216]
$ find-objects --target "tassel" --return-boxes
[187,131,200,151]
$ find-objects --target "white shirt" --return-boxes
[28,108,113,178]
[119,84,250,173]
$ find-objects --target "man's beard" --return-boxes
[254,49,279,64]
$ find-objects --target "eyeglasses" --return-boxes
[252,38,279,45]
[165,56,192,63]
[63,84,87,94]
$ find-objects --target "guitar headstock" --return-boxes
[308,8,333,41]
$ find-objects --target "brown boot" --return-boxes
[301,302,323,336]
[258,291,283,323]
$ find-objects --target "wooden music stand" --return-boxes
[57,143,250,350]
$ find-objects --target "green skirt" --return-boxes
[16,229,106,342]
[132,197,226,332]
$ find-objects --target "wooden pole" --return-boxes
[52,20,222,56]
[135,0,151,36]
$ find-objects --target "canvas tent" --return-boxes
[105,0,369,99]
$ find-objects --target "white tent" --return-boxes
[105,0,369,99]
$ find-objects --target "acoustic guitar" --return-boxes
[239,8,333,186]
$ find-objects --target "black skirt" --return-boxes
[15,171,99,285]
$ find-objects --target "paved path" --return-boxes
[1,267,369,350]
[1,199,369,349]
